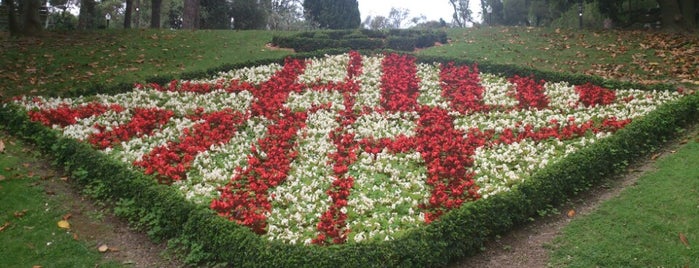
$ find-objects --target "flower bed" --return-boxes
[11,51,687,248]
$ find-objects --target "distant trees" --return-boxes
[303,0,360,29]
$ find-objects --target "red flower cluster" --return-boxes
[29,102,124,127]
[413,107,483,223]
[575,83,616,107]
[249,58,307,119]
[88,108,174,149]
[439,63,486,113]
[508,75,549,110]
[380,53,421,112]
[211,109,309,234]
[314,84,362,245]
[134,109,246,184]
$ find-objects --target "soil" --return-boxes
[19,125,698,268]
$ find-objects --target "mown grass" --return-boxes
[548,131,699,267]
[0,131,121,267]
[1,27,698,266]
[0,30,292,97]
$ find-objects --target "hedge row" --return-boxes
[2,49,697,267]
[272,29,448,52]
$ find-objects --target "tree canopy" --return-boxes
[303,0,360,29]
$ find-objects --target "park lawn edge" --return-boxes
[1,49,697,267]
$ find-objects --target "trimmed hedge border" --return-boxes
[2,49,697,267]
[272,29,448,53]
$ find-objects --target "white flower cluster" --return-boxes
[216,63,283,84]
[350,111,418,140]
[346,150,428,243]
[353,55,383,109]
[265,109,339,245]
[416,63,450,109]
[297,54,350,84]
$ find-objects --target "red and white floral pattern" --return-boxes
[13,51,685,245]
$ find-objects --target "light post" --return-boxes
[105,13,111,28]
[486,6,492,26]
[578,0,583,29]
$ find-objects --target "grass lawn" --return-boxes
[548,130,699,267]
[1,27,697,266]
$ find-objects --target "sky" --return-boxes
[357,0,482,26]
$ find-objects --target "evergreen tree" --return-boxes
[303,0,360,29]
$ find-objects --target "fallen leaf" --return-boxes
[72,233,79,240]
[32,266,42,268]
[679,232,690,247]
[0,139,5,153]
[98,244,109,253]
[59,176,68,182]
[651,153,661,160]
[14,210,27,218]
[62,213,72,221]
[57,220,70,229]
[0,222,10,232]
[567,209,576,218]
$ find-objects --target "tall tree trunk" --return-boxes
[134,0,140,28]
[8,0,21,36]
[151,0,162,28]
[124,0,133,28]
[78,0,96,30]
[23,0,42,35]
[658,0,684,31]
[679,0,696,29]
[182,0,200,29]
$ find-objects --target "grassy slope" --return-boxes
[547,133,699,267]
[1,27,697,266]
[0,132,121,267]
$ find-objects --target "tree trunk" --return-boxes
[124,0,133,28]
[8,0,21,36]
[679,0,696,29]
[182,0,200,29]
[78,0,96,30]
[658,0,684,31]
[23,0,42,35]
[134,0,140,28]
[151,0,162,28]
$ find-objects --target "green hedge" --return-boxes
[2,50,697,267]
[272,29,448,53]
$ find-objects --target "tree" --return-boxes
[200,0,230,29]
[502,0,529,25]
[77,0,97,29]
[658,0,697,31]
[388,7,409,28]
[124,0,133,28]
[303,0,360,29]
[151,0,162,28]
[182,0,199,29]
[449,0,473,27]
[267,0,304,30]
[363,15,390,29]
[231,0,267,29]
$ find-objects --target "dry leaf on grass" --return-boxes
[679,232,690,247]
[567,209,576,218]
[57,220,70,229]
[0,139,5,153]
[0,222,10,232]
[98,244,110,253]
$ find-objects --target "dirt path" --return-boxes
[454,126,698,268]
[28,156,183,267]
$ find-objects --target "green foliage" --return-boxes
[230,0,268,29]
[303,0,361,29]
[272,29,447,52]
[200,0,232,29]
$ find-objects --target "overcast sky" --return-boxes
[357,0,482,25]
